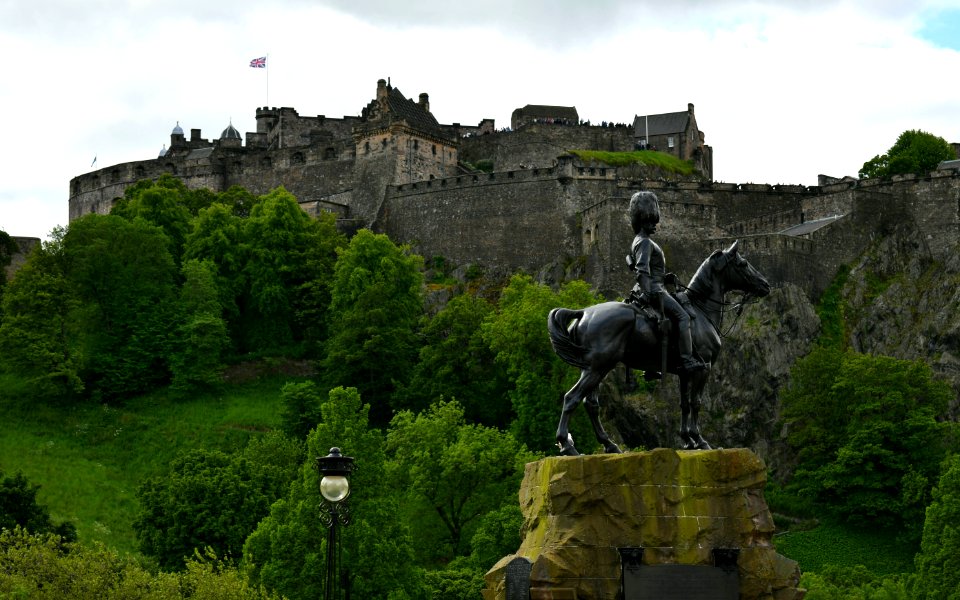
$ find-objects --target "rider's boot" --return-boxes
[678,325,706,373]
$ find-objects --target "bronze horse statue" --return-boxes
[547,240,770,455]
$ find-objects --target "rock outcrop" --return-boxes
[484,449,803,600]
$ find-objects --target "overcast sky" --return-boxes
[2,0,960,240]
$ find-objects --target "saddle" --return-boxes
[623,292,706,379]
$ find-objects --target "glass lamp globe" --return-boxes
[320,474,350,503]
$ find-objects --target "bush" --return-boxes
[0,528,281,599]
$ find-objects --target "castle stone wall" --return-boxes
[380,168,619,273]
[460,125,636,171]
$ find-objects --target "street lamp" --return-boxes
[316,447,354,600]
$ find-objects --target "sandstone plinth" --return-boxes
[483,448,803,600]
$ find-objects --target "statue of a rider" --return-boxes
[625,191,705,374]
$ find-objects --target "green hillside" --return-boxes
[0,372,294,554]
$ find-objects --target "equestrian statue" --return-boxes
[547,191,771,455]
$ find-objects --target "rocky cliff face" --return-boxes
[597,220,960,476]
[599,284,820,477]
[842,223,960,417]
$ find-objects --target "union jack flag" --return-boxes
[249,56,266,68]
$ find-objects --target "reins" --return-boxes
[679,283,761,339]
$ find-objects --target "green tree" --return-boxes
[0,470,76,541]
[481,275,601,452]
[0,229,84,399]
[183,202,246,347]
[321,230,424,425]
[111,173,193,265]
[171,259,229,394]
[243,387,423,600]
[386,400,536,563]
[278,381,324,440]
[134,433,301,571]
[399,293,511,425]
[783,349,952,538]
[859,129,955,179]
[185,187,345,356]
[64,214,178,399]
[912,454,960,600]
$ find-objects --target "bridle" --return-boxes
[679,268,764,339]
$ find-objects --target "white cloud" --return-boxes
[1,0,958,239]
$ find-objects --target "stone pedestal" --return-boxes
[483,448,804,600]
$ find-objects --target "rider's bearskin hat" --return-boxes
[629,191,660,234]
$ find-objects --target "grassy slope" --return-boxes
[567,149,697,175]
[0,373,299,555]
[774,520,915,575]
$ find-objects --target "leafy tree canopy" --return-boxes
[0,528,282,599]
[0,229,84,399]
[321,230,424,425]
[782,347,953,538]
[134,433,301,571]
[912,454,960,600]
[859,129,955,179]
[481,275,601,452]
[386,400,537,563]
[0,470,76,541]
[244,387,423,600]
[398,292,510,424]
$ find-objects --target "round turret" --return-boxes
[172,121,183,135]
[158,144,167,158]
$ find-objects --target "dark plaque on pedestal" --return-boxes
[620,548,739,600]
[505,556,532,600]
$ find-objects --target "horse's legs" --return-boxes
[584,388,622,454]
[556,369,605,456]
[686,370,712,450]
[678,375,695,449]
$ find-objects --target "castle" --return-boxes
[67,79,960,299]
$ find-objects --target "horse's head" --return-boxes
[713,240,771,298]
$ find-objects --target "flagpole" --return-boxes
[266,53,269,107]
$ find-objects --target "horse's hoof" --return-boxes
[558,444,580,456]
[691,435,712,450]
[604,442,623,454]
[678,431,694,449]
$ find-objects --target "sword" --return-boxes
[657,293,667,380]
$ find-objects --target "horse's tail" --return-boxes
[547,308,591,370]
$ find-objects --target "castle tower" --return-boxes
[352,79,458,227]
[219,120,242,149]
[170,121,186,149]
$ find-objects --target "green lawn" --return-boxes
[0,374,300,555]
[774,519,916,576]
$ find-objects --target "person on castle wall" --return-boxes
[626,191,705,374]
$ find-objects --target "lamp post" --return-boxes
[316,447,354,600]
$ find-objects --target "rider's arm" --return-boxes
[634,238,656,301]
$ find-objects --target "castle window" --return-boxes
[668,136,675,148]
[382,138,387,148]
[292,152,305,165]
[325,147,336,160]
[365,141,370,153]
[413,140,419,150]
[432,145,436,155]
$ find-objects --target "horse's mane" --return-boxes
[685,250,722,298]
